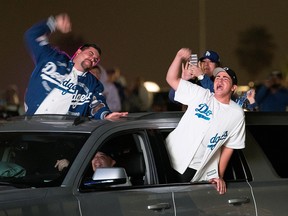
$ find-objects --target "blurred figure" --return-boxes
[111,68,127,111]
[5,85,20,117]
[94,65,122,112]
[89,65,102,80]
[234,89,258,111]
[151,92,168,112]
[125,76,152,112]
[255,70,288,111]
[245,89,259,111]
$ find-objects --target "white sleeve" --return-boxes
[175,79,210,105]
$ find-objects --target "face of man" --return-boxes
[73,47,101,72]
[200,59,217,77]
[213,71,237,102]
[91,151,116,171]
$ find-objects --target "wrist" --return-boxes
[47,16,57,32]
[248,99,255,104]
[197,74,204,80]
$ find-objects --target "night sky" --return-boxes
[1,0,288,103]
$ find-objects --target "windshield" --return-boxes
[0,132,89,188]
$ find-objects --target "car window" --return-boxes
[148,129,252,184]
[0,132,88,187]
[247,125,288,178]
[80,132,147,190]
[79,127,253,191]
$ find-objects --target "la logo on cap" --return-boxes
[205,51,212,56]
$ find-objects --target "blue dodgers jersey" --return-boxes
[24,17,111,119]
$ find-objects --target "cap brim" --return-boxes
[213,67,226,77]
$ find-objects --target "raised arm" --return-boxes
[24,13,71,64]
[166,48,192,90]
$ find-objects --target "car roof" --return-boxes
[1,111,288,133]
[0,112,184,133]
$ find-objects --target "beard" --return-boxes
[81,59,93,71]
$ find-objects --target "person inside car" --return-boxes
[55,150,116,172]
[91,151,116,171]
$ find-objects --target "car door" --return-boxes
[76,187,174,216]
[74,130,175,216]
[170,178,255,215]
[147,129,257,216]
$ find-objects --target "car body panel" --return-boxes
[0,188,80,216]
[77,187,175,216]
[0,112,287,215]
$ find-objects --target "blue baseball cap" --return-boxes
[199,50,220,63]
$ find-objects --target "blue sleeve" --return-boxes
[168,88,179,104]
[24,16,57,64]
[247,102,259,111]
[255,85,269,104]
[199,75,214,92]
[89,80,112,120]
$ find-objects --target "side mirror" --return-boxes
[84,167,129,187]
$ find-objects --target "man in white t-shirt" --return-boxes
[166,48,245,194]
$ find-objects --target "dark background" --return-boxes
[1,0,287,104]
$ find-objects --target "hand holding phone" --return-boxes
[189,54,198,66]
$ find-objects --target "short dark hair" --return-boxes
[79,43,102,55]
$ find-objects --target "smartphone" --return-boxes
[189,54,198,66]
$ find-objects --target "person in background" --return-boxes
[4,85,20,117]
[165,48,245,194]
[89,65,102,80]
[90,65,122,112]
[168,50,221,105]
[255,70,288,112]
[101,67,122,112]
[233,87,258,111]
[170,50,258,112]
[125,76,152,112]
[106,68,127,111]
[245,89,259,111]
[24,13,127,120]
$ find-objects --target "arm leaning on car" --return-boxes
[209,146,234,195]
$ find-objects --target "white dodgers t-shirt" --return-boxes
[166,79,245,180]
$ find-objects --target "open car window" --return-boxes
[80,132,147,190]
[0,132,89,187]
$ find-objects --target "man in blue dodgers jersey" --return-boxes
[165,48,245,194]
[24,13,128,119]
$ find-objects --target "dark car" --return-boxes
[0,112,288,215]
